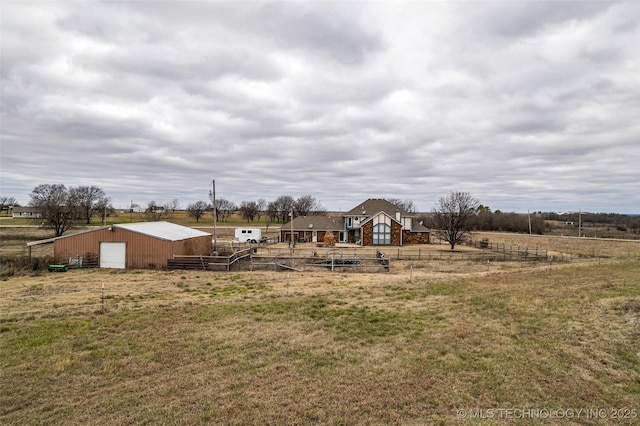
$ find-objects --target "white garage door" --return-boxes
[100,242,126,269]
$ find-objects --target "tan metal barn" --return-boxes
[50,222,212,269]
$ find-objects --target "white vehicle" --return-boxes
[235,228,262,243]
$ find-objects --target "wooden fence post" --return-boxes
[101,283,105,312]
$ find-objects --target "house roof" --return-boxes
[13,206,41,212]
[411,218,430,232]
[282,215,344,231]
[115,221,211,241]
[344,199,408,217]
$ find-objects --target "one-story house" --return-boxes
[12,207,42,218]
[279,215,344,244]
[30,221,212,269]
[280,199,430,246]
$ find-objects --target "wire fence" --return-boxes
[251,253,390,273]
[257,244,548,263]
[465,240,548,261]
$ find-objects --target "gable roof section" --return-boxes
[359,210,402,227]
[411,218,430,232]
[345,199,408,216]
[27,226,110,247]
[283,215,344,231]
[115,221,211,241]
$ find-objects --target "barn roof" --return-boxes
[115,221,211,241]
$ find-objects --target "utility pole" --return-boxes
[289,207,294,254]
[528,210,532,235]
[578,210,582,238]
[210,180,217,253]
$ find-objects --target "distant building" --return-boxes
[12,207,42,218]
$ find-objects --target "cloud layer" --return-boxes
[2,1,639,213]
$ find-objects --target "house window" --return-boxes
[373,223,391,245]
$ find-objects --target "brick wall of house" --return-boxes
[362,220,403,246]
[391,221,402,246]
[402,230,430,245]
[362,222,372,245]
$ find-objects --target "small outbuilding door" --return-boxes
[100,242,126,269]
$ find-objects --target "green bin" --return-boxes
[48,264,67,272]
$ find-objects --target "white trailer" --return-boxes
[235,228,262,243]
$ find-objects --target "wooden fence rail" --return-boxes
[169,248,253,271]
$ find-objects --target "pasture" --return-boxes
[1,231,639,424]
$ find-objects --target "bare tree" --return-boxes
[169,199,180,213]
[387,198,417,213]
[294,194,325,216]
[29,184,76,236]
[239,200,259,222]
[430,191,479,250]
[0,196,19,211]
[266,201,278,223]
[256,198,266,220]
[187,201,209,222]
[70,186,110,224]
[213,198,236,222]
[273,195,294,222]
[95,196,113,225]
[145,201,169,221]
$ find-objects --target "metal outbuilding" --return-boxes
[37,221,212,269]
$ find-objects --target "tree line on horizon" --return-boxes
[185,194,327,224]
[2,186,638,241]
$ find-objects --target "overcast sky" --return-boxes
[2,1,639,213]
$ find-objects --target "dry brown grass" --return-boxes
[471,231,640,260]
[1,254,639,425]
[0,226,58,257]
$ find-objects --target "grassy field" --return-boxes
[470,232,640,260]
[1,249,639,424]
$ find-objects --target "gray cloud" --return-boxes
[1,1,639,214]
